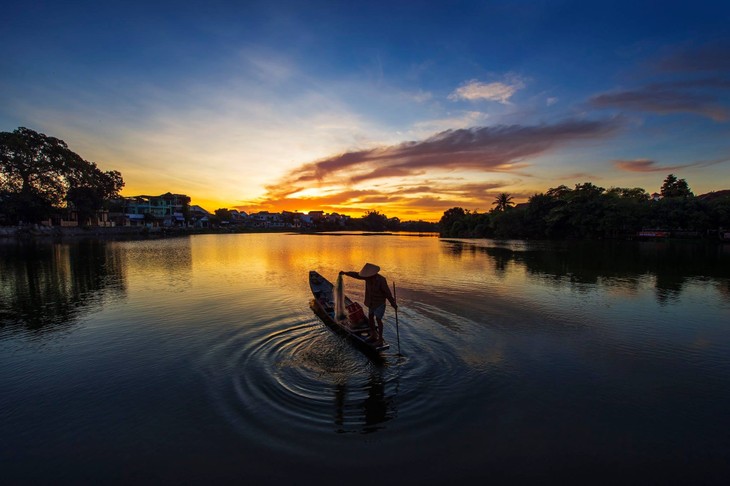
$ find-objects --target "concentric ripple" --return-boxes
[197,300,499,457]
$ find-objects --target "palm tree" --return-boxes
[492,193,514,212]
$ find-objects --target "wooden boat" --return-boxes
[309,270,389,354]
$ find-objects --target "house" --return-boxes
[250,211,284,228]
[228,209,249,224]
[189,205,211,228]
[57,207,113,227]
[327,212,350,227]
[117,193,191,227]
[281,211,303,228]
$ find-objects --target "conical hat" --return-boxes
[358,263,380,278]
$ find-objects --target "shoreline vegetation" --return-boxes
[0,224,441,240]
[438,178,730,242]
[2,128,729,243]
[1,221,727,243]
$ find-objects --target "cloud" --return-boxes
[655,42,730,73]
[448,78,525,104]
[246,118,623,216]
[613,158,691,173]
[589,87,729,121]
[591,45,730,122]
[546,97,558,106]
[614,156,730,173]
[288,118,622,184]
[647,78,730,90]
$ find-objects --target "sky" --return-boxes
[2,0,729,221]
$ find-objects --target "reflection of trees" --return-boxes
[442,240,730,301]
[333,370,395,434]
[0,240,125,335]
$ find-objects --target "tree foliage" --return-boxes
[438,176,725,239]
[361,210,388,231]
[0,127,124,224]
[660,173,693,198]
[492,193,514,212]
[214,208,232,221]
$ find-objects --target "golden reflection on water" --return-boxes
[3,234,730,485]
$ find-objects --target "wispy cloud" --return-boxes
[590,86,729,121]
[590,43,730,121]
[614,156,730,173]
[288,118,621,184]
[244,118,623,216]
[655,42,730,73]
[448,77,526,104]
[613,158,691,173]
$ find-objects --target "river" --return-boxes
[1,233,729,484]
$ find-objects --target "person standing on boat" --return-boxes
[340,263,397,346]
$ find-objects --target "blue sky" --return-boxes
[2,0,729,219]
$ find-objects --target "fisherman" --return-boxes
[340,263,397,346]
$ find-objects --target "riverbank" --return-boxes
[0,225,441,240]
[0,225,303,240]
[0,224,721,242]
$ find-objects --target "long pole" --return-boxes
[393,282,401,355]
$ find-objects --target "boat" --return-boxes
[309,270,389,354]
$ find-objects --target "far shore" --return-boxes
[0,225,440,241]
[0,224,293,240]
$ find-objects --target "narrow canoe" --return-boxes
[309,270,389,354]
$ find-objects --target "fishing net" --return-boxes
[334,273,347,321]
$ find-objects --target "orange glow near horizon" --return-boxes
[122,183,535,223]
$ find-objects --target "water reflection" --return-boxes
[124,237,192,286]
[4,233,729,484]
[442,239,730,303]
[0,240,126,337]
[334,369,396,434]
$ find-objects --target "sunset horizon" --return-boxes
[3,1,729,223]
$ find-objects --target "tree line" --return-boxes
[439,175,730,239]
[211,207,438,232]
[1,127,124,225]
[7,126,726,239]
[352,210,437,232]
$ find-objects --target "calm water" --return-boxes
[1,234,729,484]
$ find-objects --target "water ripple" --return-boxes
[197,302,494,455]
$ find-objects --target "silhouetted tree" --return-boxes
[66,170,124,226]
[385,216,401,231]
[362,210,388,231]
[439,175,724,240]
[491,206,526,238]
[0,127,124,224]
[601,187,651,237]
[214,208,232,221]
[660,174,693,198]
[492,193,514,212]
[439,207,468,237]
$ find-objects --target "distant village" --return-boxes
[95,193,353,230]
[45,192,435,232]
